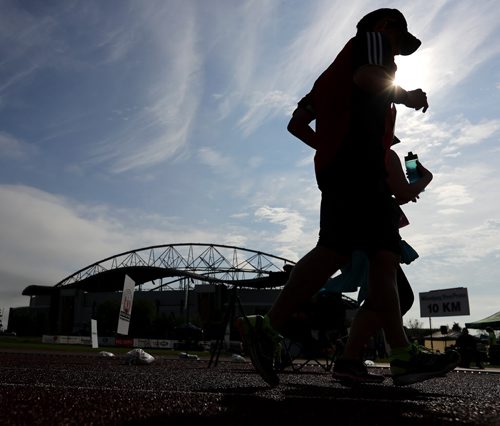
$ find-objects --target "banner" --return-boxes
[115,337,134,347]
[117,275,135,335]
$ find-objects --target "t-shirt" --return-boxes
[306,32,397,193]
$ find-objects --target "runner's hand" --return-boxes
[405,89,429,113]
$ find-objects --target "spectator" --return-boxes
[456,328,484,369]
[486,327,497,346]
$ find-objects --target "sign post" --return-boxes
[91,319,98,349]
[419,287,469,352]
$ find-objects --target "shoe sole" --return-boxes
[392,359,460,386]
[236,317,280,387]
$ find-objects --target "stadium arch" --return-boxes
[19,243,358,338]
[24,243,296,295]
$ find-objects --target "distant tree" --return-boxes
[452,322,461,332]
[405,318,424,330]
[8,307,46,336]
[404,318,431,343]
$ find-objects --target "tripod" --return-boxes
[208,286,246,367]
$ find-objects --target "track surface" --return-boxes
[0,351,499,425]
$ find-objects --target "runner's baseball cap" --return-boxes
[357,8,421,56]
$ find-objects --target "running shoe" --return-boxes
[390,344,460,386]
[236,315,282,387]
[332,358,385,384]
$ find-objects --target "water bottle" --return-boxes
[404,152,420,184]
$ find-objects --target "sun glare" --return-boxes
[394,54,431,91]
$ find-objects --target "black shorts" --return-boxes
[317,188,401,256]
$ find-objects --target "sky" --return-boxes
[0,0,499,331]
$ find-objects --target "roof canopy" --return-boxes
[465,311,500,330]
[23,266,291,295]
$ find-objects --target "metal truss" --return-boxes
[55,243,296,291]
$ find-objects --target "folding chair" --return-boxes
[278,291,348,372]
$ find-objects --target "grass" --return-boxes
[0,336,211,357]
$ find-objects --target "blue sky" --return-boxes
[1,0,499,330]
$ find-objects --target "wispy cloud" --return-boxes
[238,90,296,136]
[98,111,195,174]
[393,113,500,160]
[445,120,500,148]
[87,3,203,172]
[255,206,306,242]
[253,205,313,260]
[198,147,234,175]
[433,184,474,207]
[0,132,36,159]
[0,2,139,95]
[402,161,500,267]
[0,1,202,173]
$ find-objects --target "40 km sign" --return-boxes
[419,287,470,318]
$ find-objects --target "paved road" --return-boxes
[0,351,499,425]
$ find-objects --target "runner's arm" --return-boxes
[287,107,318,150]
[386,149,432,204]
